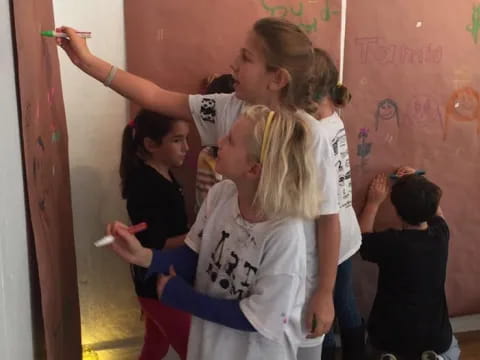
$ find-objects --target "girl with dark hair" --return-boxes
[120,109,190,360]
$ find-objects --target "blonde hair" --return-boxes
[253,17,317,113]
[243,105,321,219]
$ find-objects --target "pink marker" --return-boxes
[41,30,92,39]
[94,222,148,247]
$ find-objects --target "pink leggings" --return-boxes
[138,297,191,360]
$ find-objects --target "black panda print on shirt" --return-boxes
[200,98,217,123]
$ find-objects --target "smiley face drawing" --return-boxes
[375,98,400,131]
[445,86,480,140]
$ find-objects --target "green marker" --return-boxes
[41,30,92,39]
[311,313,317,333]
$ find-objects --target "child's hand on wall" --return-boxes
[367,173,389,205]
[395,166,416,178]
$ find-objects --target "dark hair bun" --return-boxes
[330,84,352,107]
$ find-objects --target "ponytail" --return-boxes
[330,84,352,108]
[313,48,351,108]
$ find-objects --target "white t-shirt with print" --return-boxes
[189,93,243,146]
[296,111,363,342]
[318,112,361,263]
[189,93,339,347]
[185,180,306,360]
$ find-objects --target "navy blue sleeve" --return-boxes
[145,245,198,284]
[161,275,256,332]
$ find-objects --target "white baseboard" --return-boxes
[451,314,480,333]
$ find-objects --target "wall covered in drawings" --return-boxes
[123,0,479,316]
[344,0,480,316]
[5,1,478,358]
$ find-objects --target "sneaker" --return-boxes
[421,351,441,360]
[380,354,397,360]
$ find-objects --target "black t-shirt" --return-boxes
[125,163,189,298]
[360,216,452,357]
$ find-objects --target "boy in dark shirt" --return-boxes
[358,166,460,360]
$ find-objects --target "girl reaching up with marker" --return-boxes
[58,17,342,356]
[108,105,321,360]
[120,109,191,360]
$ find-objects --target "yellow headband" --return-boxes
[260,111,275,164]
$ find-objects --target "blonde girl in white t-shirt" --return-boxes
[106,105,320,360]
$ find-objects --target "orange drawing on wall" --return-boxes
[444,86,480,140]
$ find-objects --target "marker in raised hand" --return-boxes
[94,222,148,247]
[41,30,92,39]
[389,169,426,180]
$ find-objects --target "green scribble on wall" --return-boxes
[299,18,318,33]
[320,0,340,22]
[466,4,480,44]
[51,131,60,144]
[290,3,303,17]
[261,0,288,17]
[260,0,339,33]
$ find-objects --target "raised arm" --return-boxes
[58,27,192,121]
[359,173,389,233]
